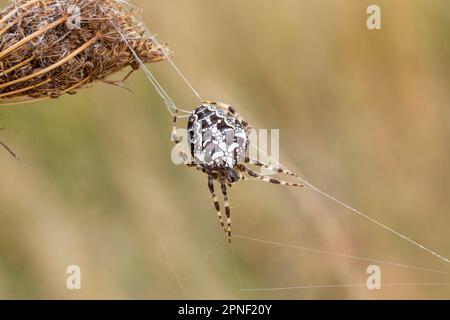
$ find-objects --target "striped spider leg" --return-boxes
[245,157,299,178]
[208,175,227,234]
[241,164,304,188]
[242,157,304,187]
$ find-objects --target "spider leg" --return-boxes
[243,167,304,188]
[208,175,227,234]
[206,101,253,133]
[220,178,232,243]
[171,109,191,164]
[226,105,253,133]
[171,109,182,145]
[245,157,299,178]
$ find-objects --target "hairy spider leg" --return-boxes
[208,175,227,234]
[245,157,299,178]
[203,101,253,134]
[243,167,304,188]
[220,178,233,243]
[171,109,192,165]
[226,105,253,134]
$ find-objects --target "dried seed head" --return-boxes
[0,0,171,104]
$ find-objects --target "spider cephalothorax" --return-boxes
[172,101,303,242]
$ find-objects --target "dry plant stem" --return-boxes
[0,18,17,37]
[0,78,51,98]
[0,0,170,101]
[0,56,35,77]
[0,0,39,27]
[62,76,92,93]
[0,15,69,60]
[0,127,19,161]
[0,96,50,106]
[0,33,101,90]
[0,138,18,160]
[0,76,91,106]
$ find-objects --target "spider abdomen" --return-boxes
[187,103,249,175]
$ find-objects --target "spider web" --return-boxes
[99,0,450,298]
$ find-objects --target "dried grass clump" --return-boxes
[0,0,170,105]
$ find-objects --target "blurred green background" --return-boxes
[0,0,449,299]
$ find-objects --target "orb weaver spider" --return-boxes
[172,101,304,242]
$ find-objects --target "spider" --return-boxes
[172,101,304,242]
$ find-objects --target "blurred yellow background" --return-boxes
[0,0,449,299]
